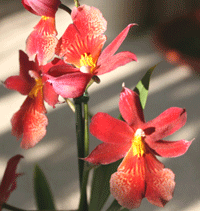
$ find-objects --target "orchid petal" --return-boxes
[11,93,48,149]
[41,57,75,74]
[19,50,36,80]
[57,5,107,65]
[71,5,107,37]
[84,142,130,165]
[57,31,106,67]
[110,150,146,209]
[0,155,23,205]
[145,168,175,207]
[90,112,133,144]
[46,72,91,98]
[119,87,145,128]
[22,0,61,17]
[98,24,137,64]
[20,109,48,149]
[56,24,79,58]
[110,171,145,209]
[151,139,193,158]
[95,51,137,75]
[43,81,59,107]
[26,17,58,66]
[4,51,35,95]
[4,76,33,95]
[145,107,187,144]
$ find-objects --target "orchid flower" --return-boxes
[85,86,192,209]
[22,0,61,65]
[4,51,57,149]
[4,51,91,148]
[0,155,23,210]
[56,5,137,76]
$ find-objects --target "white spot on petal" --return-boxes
[80,65,90,74]
[135,129,145,137]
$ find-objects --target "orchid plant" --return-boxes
[0,0,193,210]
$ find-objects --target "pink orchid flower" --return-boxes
[85,86,192,209]
[56,5,137,76]
[0,155,23,210]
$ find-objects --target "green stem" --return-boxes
[59,3,72,14]
[74,97,85,188]
[78,168,89,211]
[78,92,89,211]
[83,92,89,157]
[2,203,26,211]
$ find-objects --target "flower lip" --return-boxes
[79,53,97,74]
[28,77,43,98]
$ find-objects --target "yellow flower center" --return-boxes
[79,53,97,74]
[132,129,146,157]
[29,77,43,98]
[41,16,49,21]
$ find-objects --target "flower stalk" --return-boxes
[74,97,85,187]
[74,93,90,211]
[59,3,72,14]
[83,92,89,157]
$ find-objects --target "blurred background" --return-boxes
[1,0,200,210]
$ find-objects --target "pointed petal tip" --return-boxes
[8,155,24,165]
[121,82,125,91]
[82,155,100,165]
[128,23,139,27]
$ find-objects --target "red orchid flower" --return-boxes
[0,155,23,210]
[4,51,90,148]
[56,5,137,76]
[4,51,58,149]
[85,86,192,209]
[26,16,58,66]
[22,0,61,17]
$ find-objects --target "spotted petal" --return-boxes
[26,17,58,66]
[145,168,175,207]
[71,5,107,37]
[110,149,146,209]
[11,92,48,149]
[110,171,145,209]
